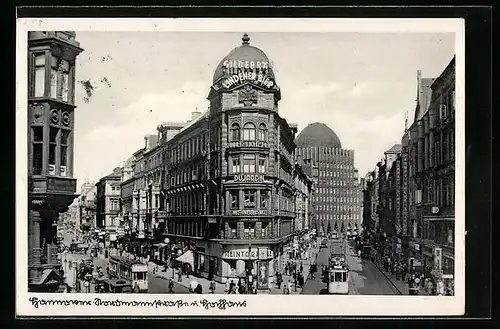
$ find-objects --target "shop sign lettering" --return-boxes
[228,141,269,148]
[232,209,267,216]
[222,70,275,89]
[233,174,264,183]
[222,248,274,260]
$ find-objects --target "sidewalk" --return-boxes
[149,265,227,294]
[371,254,429,295]
[148,246,319,295]
[269,246,319,295]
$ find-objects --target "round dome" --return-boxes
[295,122,342,149]
[212,33,275,83]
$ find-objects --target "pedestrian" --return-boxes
[231,281,238,294]
[283,282,289,294]
[195,283,203,294]
[177,268,182,282]
[287,280,293,294]
[209,279,216,294]
[276,272,282,289]
[168,279,174,293]
[229,280,236,294]
[300,262,303,273]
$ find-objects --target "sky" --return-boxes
[72,31,455,188]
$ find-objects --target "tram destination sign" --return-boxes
[232,174,265,183]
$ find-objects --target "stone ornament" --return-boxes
[62,111,70,126]
[31,104,44,125]
[238,84,257,107]
[50,109,59,124]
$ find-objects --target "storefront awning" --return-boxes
[176,250,194,268]
[423,216,455,221]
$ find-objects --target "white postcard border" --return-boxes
[16,17,465,317]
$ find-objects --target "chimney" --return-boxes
[191,111,202,121]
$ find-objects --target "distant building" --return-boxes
[295,122,362,237]
[95,167,122,233]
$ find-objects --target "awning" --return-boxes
[176,250,194,268]
[423,216,455,221]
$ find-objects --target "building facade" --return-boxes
[295,123,362,237]
[27,31,83,292]
[406,57,455,283]
[95,167,122,236]
[162,34,313,286]
[77,181,96,231]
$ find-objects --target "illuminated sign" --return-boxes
[223,60,271,70]
[228,141,269,148]
[222,248,274,260]
[232,209,267,216]
[233,174,264,183]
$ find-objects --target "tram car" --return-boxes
[327,238,349,294]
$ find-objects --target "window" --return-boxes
[60,129,69,175]
[244,190,256,208]
[231,123,240,141]
[231,157,241,173]
[243,154,255,173]
[244,222,255,239]
[34,54,45,97]
[48,127,58,174]
[260,190,268,209]
[243,122,256,141]
[259,123,267,141]
[258,155,266,173]
[230,190,239,209]
[228,221,237,238]
[32,127,44,175]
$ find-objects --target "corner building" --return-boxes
[27,31,83,292]
[163,34,310,286]
[295,123,362,237]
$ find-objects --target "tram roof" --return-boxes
[109,255,143,266]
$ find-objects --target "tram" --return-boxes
[327,238,349,294]
[108,255,148,293]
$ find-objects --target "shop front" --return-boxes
[192,240,278,285]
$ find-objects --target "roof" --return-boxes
[414,77,436,121]
[102,167,122,180]
[295,122,342,149]
[212,33,275,83]
[177,110,209,134]
[385,144,402,154]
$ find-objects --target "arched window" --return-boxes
[243,122,256,141]
[230,123,240,141]
[259,123,267,141]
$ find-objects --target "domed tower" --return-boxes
[295,122,362,239]
[202,34,300,285]
[208,33,281,113]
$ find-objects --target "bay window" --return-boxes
[231,157,241,173]
[259,123,267,141]
[258,155,266,173]
[243,154,255,173]
[244,190,256,209]
[230,190,239,209]
[244,222,255,239]
[231,123,240,141]
[260,190,269,209]
[32,126,43,175]
[34,54,45,97]
[243,122,256,141]
[48,127,58,175]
